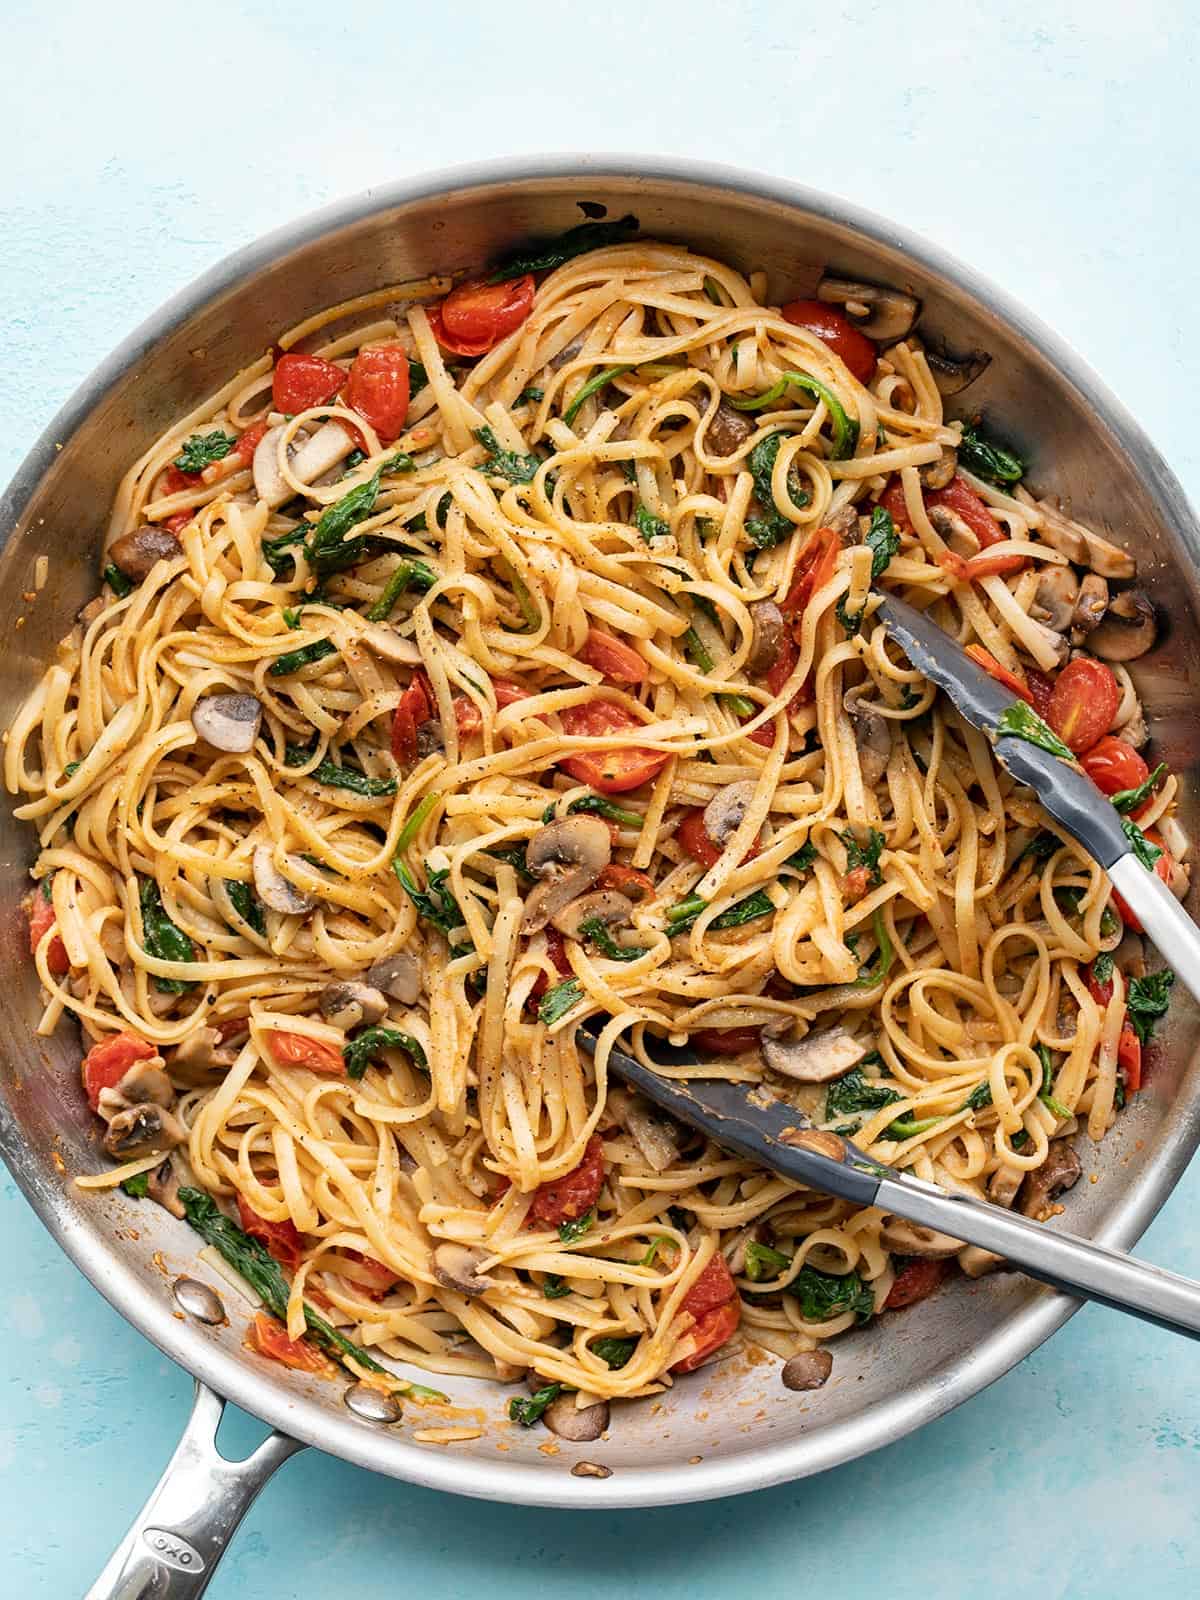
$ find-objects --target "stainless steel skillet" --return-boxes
[1,157,1199,1597]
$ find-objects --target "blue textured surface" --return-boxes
[2,3,1199,1596]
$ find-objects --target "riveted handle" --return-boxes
[83,1380,304,1600]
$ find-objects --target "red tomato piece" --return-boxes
[928,475,1006,549]
[880,479,911,531]
[1118,1020,1143,1094]
[781,299,876,385]
[680,1253,737,1321]
[437,275,536,354]
[885,1257,948,1310]
[161,464,197,496]
[1026,668,1056,722]
[493,677,530,708]
[764,630,800,697]
[81,1031,157,1113]
[162,511,194,535]
[1081,736,1150,798]
[692,1026,762,1055]
[345,344,411,444]
[746,719,779,748]
[272,351,344,414]
[677,808,723,869]
[558,702,670,794]
[250,1312,331,1375]
[527,1133,606,1226]
[1111,830,1173,932]
[1046,658,1120,754]
[1086,962,1114,1007]
[233,420,270,463]
[964,644,1033,705]
[597,864,655,901]
[528,926,574,1007]
[781,527,842,624]
[266,1031,346,1075]
[963,546,1028,580]
[237,1195,306,1273]
[937,549,971,583]
[580,628,647,686]
[453,696,484,738]
[843,865,871,903]
[345,1250,401,1300]
[26,885,69,976]
[391,674,434,764]
[671,1298,741,1374]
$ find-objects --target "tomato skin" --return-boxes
[781,527,842,623]
[345,344,411,443]
[272,351,343,414]
[528,926,573,1008]
[965,644,1033,705]
[452,696,483,738]
[1118,1021,1143,1094]
[161,464,197,496]
[843,865,871,903]
[597,863,655,900]
[1082,736,1149,798]
[438,275,536,353]
[1046,658,1120,754]
[680,1253,737,1320]
[1086,962,1114,1007]
[672,1298,741,1373]
[692,1026,762,1055]
[1026,668,1056,722]
[82,1031,157,1112]
[233,420,270,463]
[781,299,876,385]
[162,510,193,535]
[677,808,723,869]
[27,886,69,976]
[492,677,530,708]
[962,546,1028,580]
[882,474,1005,549]
[580,628,647,685]
[266,1031,346,1075]
[558,702,670,794]
[1110,830,1173,932]
[527,1133,606,1226]
[251,1313,331,1375]
[764,630,803,699]
[885,1257,947,1310]
[237,1195,306,1272]
[391,674,433,764]
[344,1250,401,1299]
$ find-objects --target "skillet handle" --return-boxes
[83,1379,305,1600]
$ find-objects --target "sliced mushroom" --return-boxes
[925,346,991,397]
[761,1026,868,1084]
[115,1060,175,1108]
[843,689,891,788]
[1114,701,1149,750]
[879,1218,963,1258]
[1019,1141,1082,1220]
[366,951,421,1003]
[705,401,755,457]
[432,1242,492,1297]
[781,1350,833,1391]
[622,1097,682,1173]
[191,693,263,754]
[107,526,184,583]
[361,625,423,665]
[319,980,389,1030]
[543,1394,610,1442]
[918,446,957,491]
[746,600,785,677]
[817,276,920,343]
[552,889,635,944]
[103,1104,187,1161]
[168,1026,239,1075]
[254,420,356,508]
[1088,589,1157,662]
[702,782,757,848]
[521,816,612,933]
[1022,492,1136,579]
[252,846,318,916]
[1032,567,1079,633]
[147,1156,186,1218]
[1070,573,1109,645]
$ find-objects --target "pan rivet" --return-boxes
[344,1383,403,1424]
[173,1277,226,1325]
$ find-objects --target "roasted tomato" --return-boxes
[1118,1021,1143,1094]
[1081,736,1150,799]
[1086,961,1114,1007]
[579,628,647,685]
[677,808,723,869]
[432,274,536,356]
[391,674,434,764]
[672,1255,740,1374]
[527,1133,605,1226]
[781,299,876,385]
[597,863,655,900]
[344,1250,401,1300]
[781,527,842,624]
[250,1313,332,1375]
[493,677,531,708]
[964,644,1033,705]
[266,1031,346,1075]
[528,926,573,1007]
[237,1195,306,1272]
[885,1257,948,1310]
[558,702,670,794]
[1046,658,1120,754]
[345,344,411,442]
[1111,830,1173,933]
[272,351,344,414]
[26,883,69,976]
[81,1031,158,1113]
[691,1026,762,1055]
[882,473,1006,549]
[452,696,484,738]
[680,1252,737,1320]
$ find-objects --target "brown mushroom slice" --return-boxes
[622,1097,682,1173]
[432,1242,492,1297]
[106,526,184,583]
[366,951,421,1004]
[918,446,957,491]
[817,276,920,343]
[781,1350,833,1391]
[704,401,755,457]
[191,692,263,754]
[319,980,390,1030]
[761,1026,868,1084]
[1071,573,1109,644]
[521,816,612,933]
[104,1104,187,1161]
[543,1394,610,1442]
[843,689,891,788]
[925,347,992,397]
[254,420,356,508]
[252,846,318,916]
[168,1026,239,1075]
[115,1060,175,1108]
[361,625,423,665]
[879,1217,963,1257]
[1019,1142,1082,1220]
[1032,567,1079,634]
[702,781,757,848]
[147,1156,186,1218]
[1088,590,1157,662]
[746,600,785,676]
[987,1164,1024,1208]
[552,889,636,944]
[1022,492,1136,579]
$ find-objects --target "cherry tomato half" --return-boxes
[691,1026,762,1055]
[558,702,671,794]
[1046,657,1120,754]
[435,274,536,356]
[677,808,723,869]
[671,1298,741,1373]
[391,673,434,765]
[1118,1021,1143,1094]
[882,474,1006,549]
[345,344,411,443]
[237,1195,306,1273]
[781,299,876,386]
[781,527,842,623]
[1081,736,1149,797]
[527,1133,605,1226]
[680,1252,738,1321]
[579,628,647,685]
[1086,961,1114,1007]
[885,1257,947,1310]
[251,1313,332,1374]
[266,1031,346,1075]
[272,351,344,414]
[81,1031,157,1113]
[26,885,69,976]
[597,863,655,901]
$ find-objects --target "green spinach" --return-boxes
[487,214,639,282]
[138,877,196,994]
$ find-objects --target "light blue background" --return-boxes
[3,2,1199,1595]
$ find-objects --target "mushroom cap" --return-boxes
[761,1026,868,1084]
[746,600,785,677]
[107,526,183,582]
[551,888,635,942]
[702,781,757,847]
[542,1394,610,1442]
[191,692,264,753]
[318,981,389,1030]
[781,1350,833,1391]
[432,1242,492,1297]
[522,816,612,933]
[366,951,421,1003]
[252,845,318,915]
[103,1104,187,1160]
[926,347,991,396]
[1089,589,1157,661]
[817,275,920,343]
